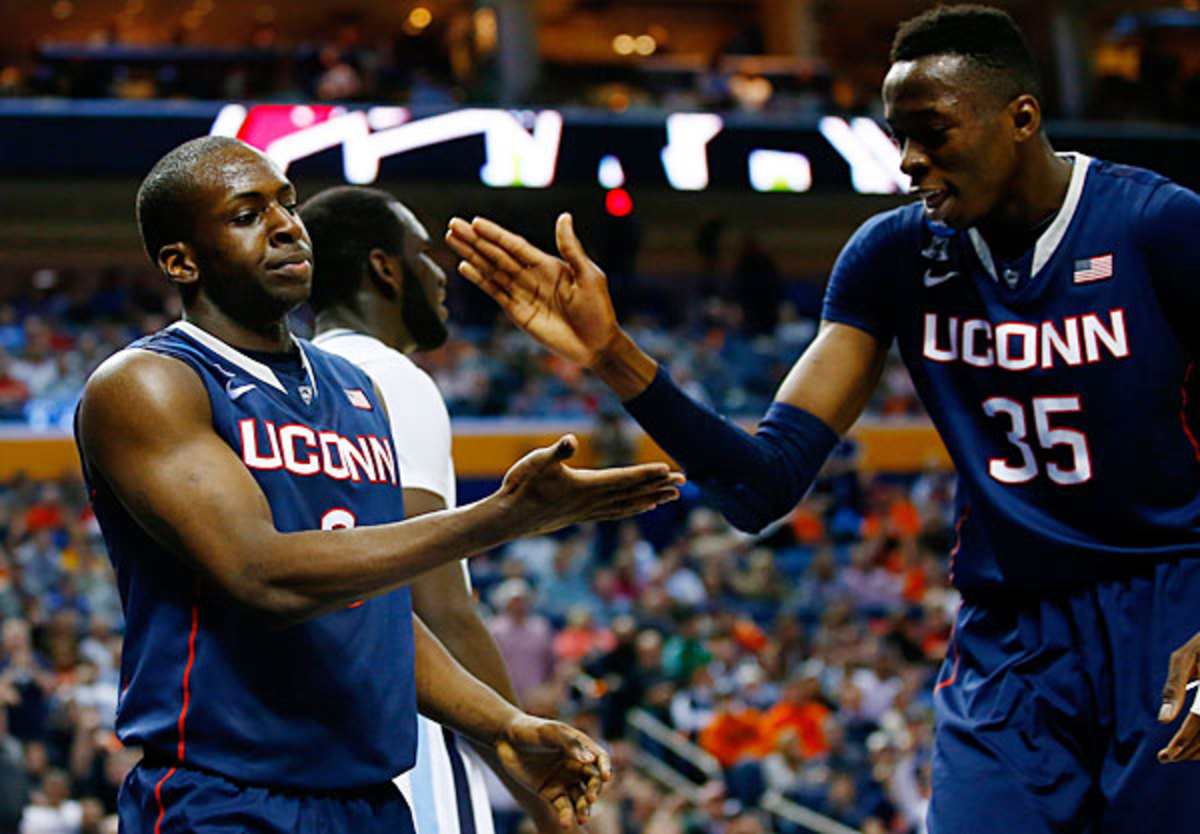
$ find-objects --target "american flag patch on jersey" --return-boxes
[344,388,372,410]
[1073,253,1113,283]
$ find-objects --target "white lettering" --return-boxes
[240,419,282,469]
[922,309,1129,372]
[369,436,398,486]
[280,425,320,475]
[1041,317,1082,368]
[342,436,378,483]
[1082,310,1129,363]
[923,313,958,362]
[996,323,1038,371]
[962,320,994,367]
[319,431,351,480]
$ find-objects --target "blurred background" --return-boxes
[1,1,1198,833]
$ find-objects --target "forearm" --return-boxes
[620,366,838,533]
[420,600,520,704]
[414,615,522,745]
[230,493,524,623]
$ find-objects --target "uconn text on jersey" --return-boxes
[922,308,1129,370]
[238,418,400,484]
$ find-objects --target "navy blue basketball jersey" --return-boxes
[78,320,416,790]
[823,154,1200,593]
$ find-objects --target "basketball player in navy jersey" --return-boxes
[301,185,566,833]
[448,6,1200,832]
[75,136,683,832]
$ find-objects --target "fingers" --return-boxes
[580,488,682,522]
[555,213,593,276]
[457,220,531,277]
[515,436,580,474]
[553,434,579,463]
[1160,713,1200,762]
[470,216,555,267]
[456,258,516,308]
[1160,643,1199,723]
[550,792,575,830]
[446,223,520,294]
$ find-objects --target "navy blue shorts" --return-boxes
[930,558,1200,834]
[119,759,415,834]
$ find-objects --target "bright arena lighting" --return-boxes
[660,113,724,190]
[597,154,626,189]
[612,34,635,56]
[748,149,812,193]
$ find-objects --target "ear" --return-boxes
[368,248,403,299]
[157,243,199,290]
[1009,94,1041,142]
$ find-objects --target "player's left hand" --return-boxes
[495,715,612,830]
[1157,630,1200,762]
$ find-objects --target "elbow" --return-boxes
[722,507,778,536]
[221,575,320,626]
[206,545,325,626]
[700,481,795,535]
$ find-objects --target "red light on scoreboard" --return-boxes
[605,187,633,217]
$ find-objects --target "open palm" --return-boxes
[446,213,620,369]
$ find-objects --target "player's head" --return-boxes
[137,136,312,320]
[301,186,448,352]
[884,5,1045,228]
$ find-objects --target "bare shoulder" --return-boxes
[79,349,212,463]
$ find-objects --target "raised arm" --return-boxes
[446,214,886,532]
[77,349,682,625]
[413,615,610,830]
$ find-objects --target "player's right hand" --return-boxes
[496,434,683,536]
[1158,630,1200,762]
[495,714,613,830]
[445,213,620,370]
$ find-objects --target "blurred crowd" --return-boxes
[0,472,128,834]
[471,440,956,834]
[0,270,955,833]
[0,269,922,431]
[0,448,957,834]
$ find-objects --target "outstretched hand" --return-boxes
[496,715,613,830]
[446,213,619,369]
[498,435,683,537]
[1158,631,1200,762]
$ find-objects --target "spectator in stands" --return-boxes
[18,767,79,834]
[0,353,29,421]
[533,536,593,625]
[551,606,614,663]
[762,675,830,758]
[486,578,555,706]
[697,686,771,769]
[0,709,28,834]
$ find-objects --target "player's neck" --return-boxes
[314,305,416,355]
[976,147,1072,260]
[183,299,293,353]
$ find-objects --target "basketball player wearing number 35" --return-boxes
[447,6,1200,832]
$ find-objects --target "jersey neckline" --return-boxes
[169,320,319,399]
[966,152,1092,288]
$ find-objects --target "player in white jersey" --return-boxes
[301,186,564,834]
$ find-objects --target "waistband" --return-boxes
[139,748,403,801]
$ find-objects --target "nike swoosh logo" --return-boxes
[923,269,958,288]
[226,381,257,401]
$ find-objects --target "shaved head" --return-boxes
[137,136,265,264]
